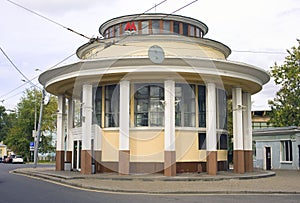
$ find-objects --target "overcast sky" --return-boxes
[0,0,299,110]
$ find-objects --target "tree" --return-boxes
[0,106,16,142]
[4,88,57,160]
[268,39,300,127]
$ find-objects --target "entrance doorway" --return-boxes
[73,140,82,171]
[265,147,271,170]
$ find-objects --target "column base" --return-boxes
[234,150,245,173]
[119,150,130,175]
[164,151,176,176]
[95,150,102,173]
[66,151,72,163]
[56,151,64,171]
[244,150,254,172]
[81,150,92,175]
[206,151,217,175]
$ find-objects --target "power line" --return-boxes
[0,46,37,88]
[0,52,76,102]
[99,0,199,51]
[6,0,91,40]
[104,0,168,38]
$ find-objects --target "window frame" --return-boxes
[134,83,164,127]
[280,140,293,162]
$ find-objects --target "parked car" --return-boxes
[0,157,2,163]
[2,155,7,163]
[4,155,15,163]
[12,155,23,164]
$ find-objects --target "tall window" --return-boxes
[152,20,160,34]
[141,21,149,34]
[163,21,170,34]
[198,133,206,150]
[173,21,180,34]
[218,134,228,150]
[73,99,82,127]
[183,23,189,36]
[189,25,195,36]
[93,86,102,127]
[198,85,206,127]
[217,89,227,129]
[175,84,196,127]
[196,28,200,37]
[281,140,293,161]
[105,85,119,127]
[115,25,120,37]
[134,84,164,127]
[108,26,114,38]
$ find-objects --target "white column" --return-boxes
[82,84,93,151]
[119,80,130,151]
[206,83,217,151]
[232,87,243,150]
[243,92,252,151]
[67,98,73,152]
[164,80,175,151]
[57,94,66,151]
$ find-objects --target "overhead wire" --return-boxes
[2,0,286,105]
[0,0,170,105]
[0,46,38,89]
[98,0,199,51]
[0,52,76,103]
[5,0,91,40]
[103,0,168,39]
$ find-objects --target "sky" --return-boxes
[0,0,299,111]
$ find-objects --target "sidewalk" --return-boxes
[12,167,300,194]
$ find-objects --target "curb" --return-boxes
[11,169,300,195]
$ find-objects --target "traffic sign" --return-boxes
[30,142,34,151]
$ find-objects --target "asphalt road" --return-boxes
[0,163,299,203]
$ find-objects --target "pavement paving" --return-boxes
[12,167,300,195]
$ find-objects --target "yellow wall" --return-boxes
[101,131,119,161]
[83,41,225,60]
[100,129,227,163]
[175,131,228,162]
[176,131,201,162]
[130,130,164,162]
[217,150,227,161]
[0,145,7,157]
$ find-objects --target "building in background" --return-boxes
[0,141,7,159]
[253,126,300,170]
[252,110,272,129]
[39,13,269,176]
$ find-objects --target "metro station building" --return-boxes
[39,13,270,176]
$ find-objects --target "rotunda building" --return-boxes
[39,13,270,176]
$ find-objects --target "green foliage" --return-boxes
[0,106,16,142]
[3,88,57,160]
[268,39,300,127]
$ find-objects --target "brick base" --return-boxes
[164,151,176,176]
[81,150,92,175]
[56,151,64,171]
[244,150,253,172]
[66,151,72,163]
[234,150,245,173]
[119,150,130,175]
[206,151,217,175]
[94,150,102,173]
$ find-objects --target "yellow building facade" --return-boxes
[39,13,269,176]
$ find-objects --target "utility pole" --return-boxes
[33,88,45,168]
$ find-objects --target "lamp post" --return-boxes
[33,88,45,168]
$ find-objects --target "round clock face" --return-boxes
[148,45,165,64]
